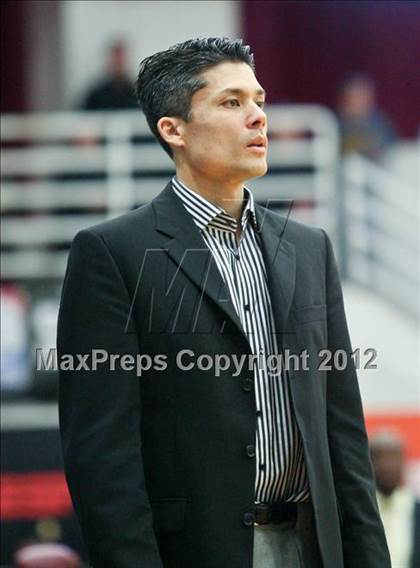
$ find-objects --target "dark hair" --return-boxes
[135,37,255,157]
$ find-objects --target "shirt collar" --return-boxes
[172,176,257,234]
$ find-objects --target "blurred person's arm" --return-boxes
[57,229,163,568]
[323,231,391,567]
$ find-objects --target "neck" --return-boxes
[176,168,246,222]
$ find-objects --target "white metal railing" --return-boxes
[342,152,419,319]
[1,106,339,280]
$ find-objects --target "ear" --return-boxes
[157,117,185,151]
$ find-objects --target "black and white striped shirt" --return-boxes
[172,177,309,504]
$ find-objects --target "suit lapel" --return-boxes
[152,183,296,343]
[152,183,246,340]
[254,205,296,340]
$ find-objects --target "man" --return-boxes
[58,38,390,567]
[80,40,138,110]
[370,430,420,568]
[337,72,397,160]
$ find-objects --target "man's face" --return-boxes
[177,61,268,184]
[109,46,127,78]
[371,446,404,496]
[341,82,375,118]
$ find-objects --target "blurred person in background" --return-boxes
[58,37,389,568]
[74,40,137,209]
[370,430,420,568]
[337,73,397,160]
[79,40,137,110]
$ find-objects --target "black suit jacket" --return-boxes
[58,182,390,567]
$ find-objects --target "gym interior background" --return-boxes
[1,1,419,566]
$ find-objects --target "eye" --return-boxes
[223,99,240,108]
[256,100,265,109]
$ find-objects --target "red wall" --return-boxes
[242,0,420,137]
[1,1,28,112]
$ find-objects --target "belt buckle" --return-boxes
[253,503,270,526]
[253,502,298,528]
[273,502,298,530]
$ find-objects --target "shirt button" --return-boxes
[245,445,255,458]
[256,410,262,418]
[259,463,266,471]
[243,512,255,527]
[244,304,250,311]
[241,378,254,392]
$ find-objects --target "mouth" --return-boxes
[246,136,267,153]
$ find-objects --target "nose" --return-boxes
[248,102,267,130]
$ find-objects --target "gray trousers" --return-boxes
[252,505,323,568]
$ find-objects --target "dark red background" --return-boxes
[2,1,420,137]
[242,0,420,137]
[1,1,28,112]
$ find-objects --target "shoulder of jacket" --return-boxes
[73,202,154,244]
[258,206,325,245]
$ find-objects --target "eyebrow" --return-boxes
[217,87,267,98]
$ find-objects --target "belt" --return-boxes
[253,502,313,529]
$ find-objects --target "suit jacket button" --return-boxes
[243,512,255,527]
[241,378,254,392]
[245,444,256,458]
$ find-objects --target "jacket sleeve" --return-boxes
[322,229,390,568]
[57,229,163,568]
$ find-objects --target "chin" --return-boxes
[248,161,268,179]
[230,159,267,183]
